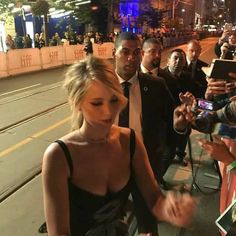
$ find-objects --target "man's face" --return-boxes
[114,39,142,80]
[168,51,186,75]
[142,43,162,69]
[229,34,236,45]
[186,43,201,62]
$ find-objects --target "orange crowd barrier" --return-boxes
[41,46,65,69]
[0,52,8,78]
[0,43,115,79]
[93,43,114,59]
[64,44,86,65]
[7,48,42,76]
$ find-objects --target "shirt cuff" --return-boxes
[174,127,189,135]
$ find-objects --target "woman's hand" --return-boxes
[205,73,236,99]
[162,191,197,227]
[198,135,236,165]
[205,78,226,99]
[219,29,231,43]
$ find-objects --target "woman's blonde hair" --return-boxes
[63,56,127,130]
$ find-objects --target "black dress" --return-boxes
[54,129,136,236]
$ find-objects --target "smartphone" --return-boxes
[197,99,214,111]
[202,59,236,80]
[215,199,236,234]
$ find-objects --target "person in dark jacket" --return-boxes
[23,34,32,48]
[185,39,208,98]
[14,32,23,49]
[114,32,176,235]
[215,30,236,60]
[140,37,163,78]
[162,48,194,166]
[84,36,93,55]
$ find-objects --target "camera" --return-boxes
[193,99,218,133]
[193,99,236,134]
[196,99,214,111]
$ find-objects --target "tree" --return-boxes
[31,0,50,46]
[58,0,120,34]
[0,0,16,14]
[0,0,26,20]
[137,2,163,31]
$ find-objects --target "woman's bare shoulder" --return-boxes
[111,125,131,140]
[42,140,72,178]
[43,131,77,157]
[43,133,74,166]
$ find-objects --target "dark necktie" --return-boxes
[119,81,131,127]
[188,62,194,79]
[148,71,153,75]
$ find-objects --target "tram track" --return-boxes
[0,167,42,204]
[0,89,68,203]
[0,101,68,133]
[0,81,67,133]
[0,82,62,105]
[0,102,70,204]
[0,101,69,203]
[0,104,70,205]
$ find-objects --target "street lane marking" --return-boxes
[0,84,41,97]
[0,138,32,158]
[0,117,70,158]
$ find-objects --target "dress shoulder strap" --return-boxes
[130,129,136,160]
[55,140,73,177]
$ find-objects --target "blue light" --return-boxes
[120,0,140,32]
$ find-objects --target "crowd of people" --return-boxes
[4,28,198,53]
[39,24,236,236]
[173,26,236,235]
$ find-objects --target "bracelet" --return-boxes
[227,161,236,172]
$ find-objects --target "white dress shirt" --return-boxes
[186,58,196,68]
[116,72,143,141]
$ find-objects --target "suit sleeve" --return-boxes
[157,78,176,144]
[214,42,221,58]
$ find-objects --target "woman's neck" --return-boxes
[78,124,111,144]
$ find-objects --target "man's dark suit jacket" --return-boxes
[137,72,175,176]
[160,67,195,105]
[185,59,208,98]
[127,73,175,235]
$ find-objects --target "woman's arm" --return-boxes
[132,135,196,227]
[198,135,236,165]
[42,143,71,236]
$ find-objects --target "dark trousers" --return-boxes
[155,147,176,185]
[131,181,159,236]
[176,130,191,159]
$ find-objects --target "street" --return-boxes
[0,37,219,236]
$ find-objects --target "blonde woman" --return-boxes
[5,34,15,51]
[42,56,196,236]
